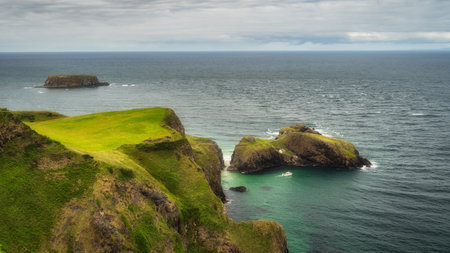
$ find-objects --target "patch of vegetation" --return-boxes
[122,143,227,232]
[121,208,172,253]
[229,221,286,253]
[11,111,66,122]
[118,168,135,181]
[26,108,174,151]
[0,125,98,252]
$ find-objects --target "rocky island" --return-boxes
[37,74,109,88]
[0,108,288,253]
[229,124,371,174]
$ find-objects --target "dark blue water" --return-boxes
[1,52,450,252]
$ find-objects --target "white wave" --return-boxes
[315,128,333,137]
[223,155,232,167]
[23,86,33,89]
[265,129,279,139]
[38,90,45,94]
[121,84,129,87]
[361,161,378,171]
[411,112,424,116]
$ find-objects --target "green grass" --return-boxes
[187,136,219,170]
[121,144,227,232]
[11,111,66,122]
[0,129,98,252]
[300,133,357,158]
[229,221,285,253]
[27,108,175,151]
[121,207,173,253]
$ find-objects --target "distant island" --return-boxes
[36,74,109,88]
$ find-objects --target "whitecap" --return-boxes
[23,86,33,89]
[411,112,425,116]
[265,129,279,139]
[38,91,45,94]
[121,84,129,87]
[315,128,333,137]
[223,155,232,167]
[361,161,378,171]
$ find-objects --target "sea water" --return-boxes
[1,52,450,252]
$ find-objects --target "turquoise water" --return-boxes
[1,52,450,252]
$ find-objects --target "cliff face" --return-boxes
[229,124,371,173]
[40,75,109,88]
[0,108,288,253]
[188,136,227,202]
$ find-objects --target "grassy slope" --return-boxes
[16,108,286,252]
[27,108,173,151]
[0,110,98,252]
[238,132,358,161]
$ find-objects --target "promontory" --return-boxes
[228,124,371,174]
[0,108,288,252]
[37,74,109,88]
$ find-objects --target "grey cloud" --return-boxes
[0,0,449,51]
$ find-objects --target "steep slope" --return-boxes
[188,136,226,202]
[0,109,98,252]
[1,108,288,252]
[229,124,371,173]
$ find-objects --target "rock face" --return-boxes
[229,124,371,174]
[39,75,109,88]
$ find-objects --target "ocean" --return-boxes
[1,51,449,252]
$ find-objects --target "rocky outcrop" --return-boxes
[229,186,247,192]
[229,124,371,173]
[163,109,186,137]
[0,108,34,152]
[188,136,227,202]
[38,75,109,88]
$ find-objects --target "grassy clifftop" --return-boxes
[1,108,288,252]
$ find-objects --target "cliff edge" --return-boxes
[229,124,371,174]
[0,108,288,253]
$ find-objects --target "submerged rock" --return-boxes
[229,186,247,192]
[229,124,371,173]
[38,75,109,88]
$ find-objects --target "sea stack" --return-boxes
[38,75,109,88]
[228,124,371,174]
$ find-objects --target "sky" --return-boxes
[1,0,450,52]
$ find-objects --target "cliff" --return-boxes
[188,136,226,202]
[229,124,371,173]
[38,75,109,88]
[0,108,288,253]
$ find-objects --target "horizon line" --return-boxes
[1,49,450,54]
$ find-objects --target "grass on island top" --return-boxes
[27,108,175,151]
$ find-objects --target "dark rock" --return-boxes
[229,186,247,192]
[149,192,168,206]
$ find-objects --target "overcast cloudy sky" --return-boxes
[1,0,449,51]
